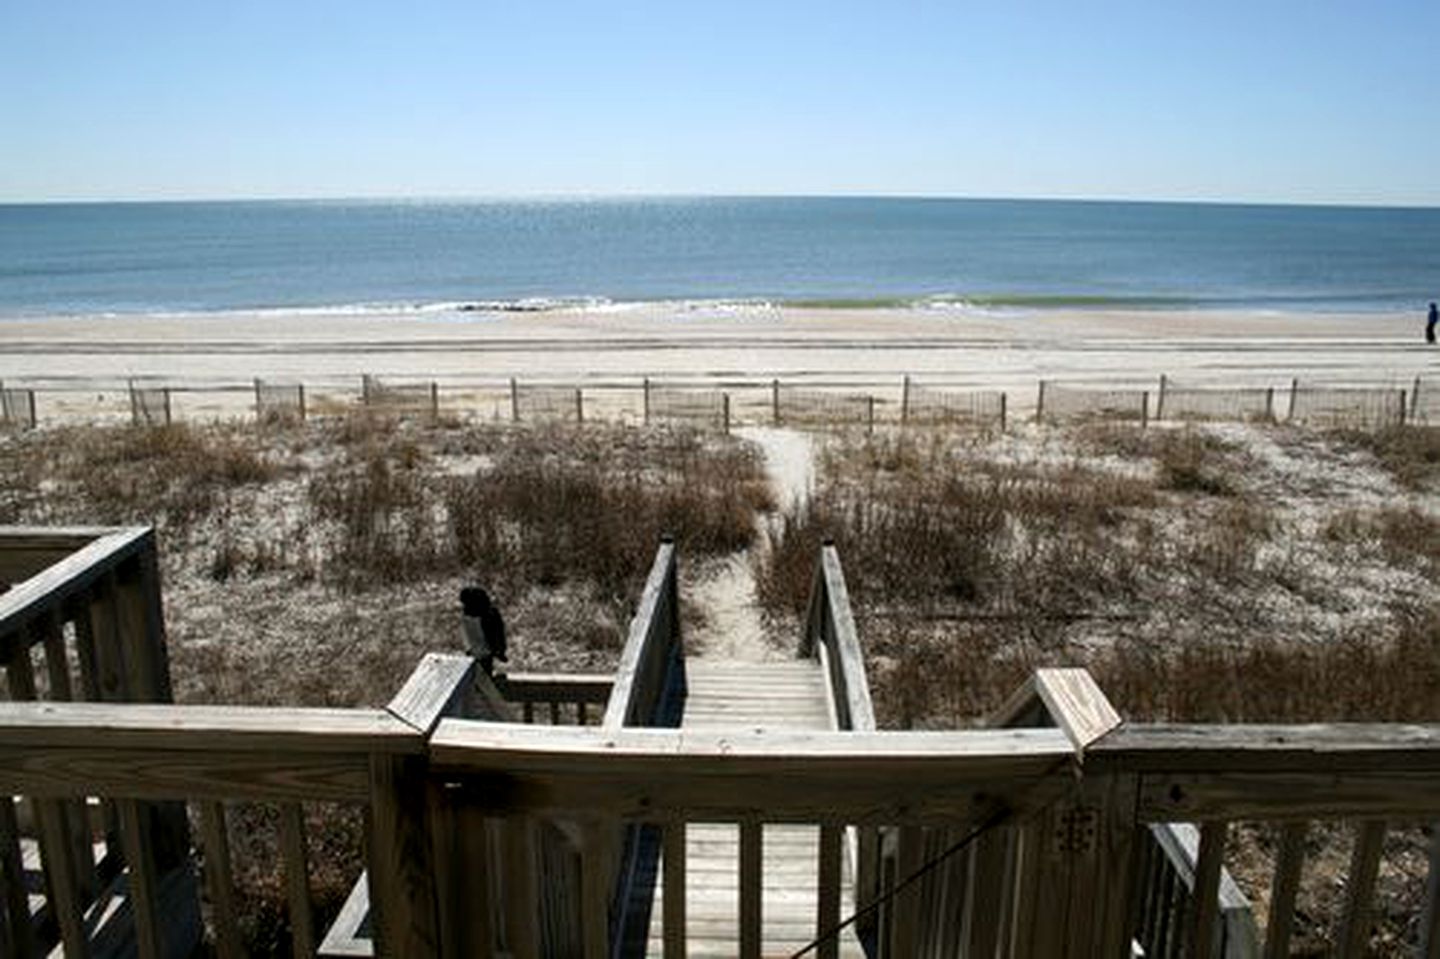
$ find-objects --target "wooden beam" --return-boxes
[1187,821,1227,959]
[0,528,153,646]
[1032,668,1122,754]
[819,546,875,732]
[386,653,476,735]
[367,754,439,958]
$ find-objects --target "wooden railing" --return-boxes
[7,530,1440,958]
[492,673,612,726]
[802,542,875,734]
[601,538,682,731]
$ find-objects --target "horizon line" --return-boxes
[3,190,1440,213]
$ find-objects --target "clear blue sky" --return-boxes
[3,0,1438,205]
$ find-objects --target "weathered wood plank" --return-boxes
[1337,820,1385,958]
[580,821,610,959]
[1033,668,1123,754]
[116,797,161,959]
[427,787,495,959]
[200,802,243,959]
[1134,771,1440,821]
[602,543,676,730]
[367,755,438,959]
[1093,724,1440,772]
[502,816,540,959]
[385,653,476,735]
[280,802,315,958]
[0,797,36,959]
[819,547,875,733]
[1263,822,1306,959]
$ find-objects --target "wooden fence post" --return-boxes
[430,382,440,420]
[900,375,911,425]
[1140,391,1149,429]
[1036,380,1047,424]
[643,377,651,425]
[510,378,519,422]
[575,388,584,424]
[1288,377,1299,421]
[1265,386,1275,423]
[723,393,730,434]
[866,395,875,434]
[772,378,781,425]
[298,384,307,422]
[254,378,263,420]
[1156,374,1168,421]
[1000,392,1008,433]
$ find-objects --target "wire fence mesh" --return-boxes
[511,383,584,423]
[361,375,438,418]
[1038,383,1149,425]
[254,380,306,423]
[0,388,36,430]
[903,383,1007,429]
[129,387,172,427]
[1288,384,1407,429]
[1155,382,1274,423]
[775,385,873,429]
[646,386,729,430]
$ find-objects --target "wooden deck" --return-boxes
[645,660,866,958]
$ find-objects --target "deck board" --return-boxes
[645,660,865,957]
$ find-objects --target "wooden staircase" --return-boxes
[644,661,866,957]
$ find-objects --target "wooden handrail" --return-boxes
[601,541,681,730]
[801,544,875,732]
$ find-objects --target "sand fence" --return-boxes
[900,377,1007,429]
[1287,379,1409,429]
[644,380,731,431]
[4,372,1436,434]
[254,379,307,423]
[1037,381,1151,426]
[0,383,37,431]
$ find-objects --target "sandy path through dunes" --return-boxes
[683,427,816,662]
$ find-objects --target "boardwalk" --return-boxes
[646,660,866,957]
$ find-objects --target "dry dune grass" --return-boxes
[754,420,1440,956]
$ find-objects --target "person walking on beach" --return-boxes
[460,586,507,676]
[1429,302,1438,344]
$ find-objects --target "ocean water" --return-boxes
[1,196,1438,318]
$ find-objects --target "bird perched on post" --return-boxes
[459,586,507,676]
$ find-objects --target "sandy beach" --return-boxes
[3,305,1436,424]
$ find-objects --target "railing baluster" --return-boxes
[1338,820,1386,958]
[890,825,923,958]
[549,701,561,726]
[0,796,37,959]
[6,639,90,957]
[1422,822,1440,959]
[38,612,98,908]
[967,827,1008,959]
[739,819,762,959]
[199,802,242,959]
[580,821,610,959]
[502,815,541,959]
[279,802,315,957]
[116,798,161,959]
[816,823,841,959]
[663,820,686,959]
[1262,822,1307,959]
[1188,821,1228,959]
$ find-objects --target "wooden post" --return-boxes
[817,823,842,959]
[1036,380,1047,424]
[1265,386,1275,423]
[1157,374,1168,421]
[739,820,762,959]
[1288,377,1299,421]
[1140,390,1149,429]
[200,802,244,959]
[901,375,911,425]
[643,377,651,425]
[368,755,440,958]
[1413,376,1423,421]
[575,388,584,424]
[772,378,781,425]
[1000,391,1008,433]
[0,797,36,959]
[510,378,519,422]
[280,803,315,957]
[254,378,263,421]
[722,393,731,434]
[1264,823,1307,959]
[1399,388,1408,426]
[430,381,440,420]
[866,395,875,435]
[1339,821,1386,957]
[298,383,306,422]
[662,820,686,958]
